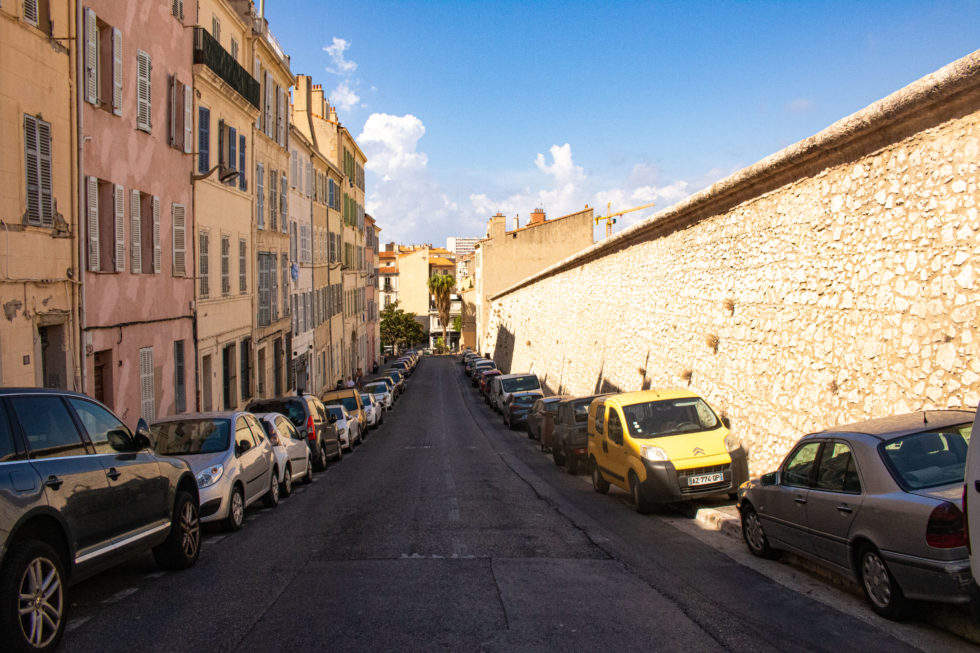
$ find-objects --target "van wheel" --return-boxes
[630,472,652,514]
[859,544,909,620]
[591,459,610,494]
[0,539,67,653]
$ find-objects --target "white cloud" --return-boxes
[534,143,584,183]
[329,82,361,113]
[323,37,357,75]
[358,113,428,181]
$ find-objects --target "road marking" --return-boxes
[399,553,477,560]
[144,571,166,580]
[67,617,91,632]
[101,587,138,604]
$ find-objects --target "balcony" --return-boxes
[193,27,260,109]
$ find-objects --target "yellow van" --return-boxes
[320,388,366,434]
[587,389,747,513]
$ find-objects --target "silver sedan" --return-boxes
[737,409,974,619]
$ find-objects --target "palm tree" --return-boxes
[427,273,456,352]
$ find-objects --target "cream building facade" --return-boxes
[0,0,77,390]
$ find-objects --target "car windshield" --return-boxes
[512,395,537,406]
[545,400,561,415]
[360,395,373,405]
[151,419,231,455]
[880,424,971,489]
[388,371,403,382]
[326,406,345,420]
[621,397,721,439]
[246,399,305,426]
[364,383,387,394]
[501,376,540,392]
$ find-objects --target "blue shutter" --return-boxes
[198,107,210,173]
[239,134,246,190]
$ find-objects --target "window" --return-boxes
[86,177,125,273]
[814,442,860,493]
[172,204,186,276]
[136,50,152,132]
[211,15,220,43]
[174,340,186,413]
[10,396,86,459]
[300,225,311,263]
[199,230,209,297]
[139,347,155,421]
[280,173,288,232]
[23,115,53,227]
[70,398,131,455]
[198,106,210,173]
[281,255,289,318]
[83,9,120,114]
[230,37,239,61]
[264,72,273,138]
[240,338,251,401]
[290,222,297,262]
[171,0,184,21]
[221,235,230,295]
[782,441,822,487]
[129,191,160,275]
[258,252,273,326]
[168,76,191,152]
[256,163,264,228]
[239,238,247,293]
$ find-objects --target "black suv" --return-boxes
[244,394,341,469]
[0,388,200,652]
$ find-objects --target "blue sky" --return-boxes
[264,1,980,246]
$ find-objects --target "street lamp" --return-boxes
[191,163,239,184]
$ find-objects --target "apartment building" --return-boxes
[80,0,198,422]
[288,126,313,391]
[0,0,78,390]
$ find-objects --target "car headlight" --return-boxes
[724,434,741,452]
[196,464,224,488]
[641,445,668,462]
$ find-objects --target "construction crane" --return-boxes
[593,201,657,238]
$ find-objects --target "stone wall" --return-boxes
[484,51,980,475]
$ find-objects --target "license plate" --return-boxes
[688,472,723,486]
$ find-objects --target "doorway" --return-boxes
[202,354,213,411]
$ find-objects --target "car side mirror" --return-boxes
[721,416,731,429]
[761,471,779,486]
[133,418,152,450]
[236,439,252,456]
[329,415,338,423]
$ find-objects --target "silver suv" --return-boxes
[0,388,200,653]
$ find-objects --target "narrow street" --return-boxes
[62,357,974,652]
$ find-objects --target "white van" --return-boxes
[491,374,541,413]
[964,405,980,589]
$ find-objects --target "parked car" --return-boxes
[360,393,383,427]
[244,395,341,469]
[588,389,747,513]
[390,360,412,378]
[363,380,394,411]
[470,361,497,386]
[552,395,605,473]
[321,388,366,435]
[150,411,279,531]
[503,392,543,430]
[0,389,201,653]
[325,404,360,450]
[964,402,980,593]
[478,369,502,398]
[527,396,567,442]
[739,409,974,620]
[255,412,314,497]
[491,374,542,413]
[385,370,407,395]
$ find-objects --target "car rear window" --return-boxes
[151,419,231,455]
[573,399,592,422]
[512,395,537,405]
[501,376,540,392]
[247,399,306,427]
[880,424,971,489]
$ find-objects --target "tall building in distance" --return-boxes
[447,236,479,259]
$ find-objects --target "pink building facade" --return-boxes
[80,1,197,424]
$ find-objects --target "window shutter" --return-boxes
[256,163,264,228]
[264,72,273,137]
[229,127,237,177]
[136,50,152,132]
[199,231,209,297]
[84,8,98,104]
[183,84,193,153]
[217,119,224,166]
[130,189,142,273]
[276,85,284,145]
[239,238,246,292]
[87,177,99,271]
[24,0,39,24]
[269,172,277,230]
[139,347,155,421]
[253,59,261,130]
[198,106,209,172]
[172,203,186,276]
[238,134,246,190]
[290,151,297,187]
[290,222,297,262]
[168,76,177,146]
[281,255,288,316]
[23,115,47,226]
[112,28,123,116]
[280,173,288,232]
[172,0,184,20]
[152,196,161,273]
[270,253,278,320]
[114,184,125,272]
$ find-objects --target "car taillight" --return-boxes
[964,484,971,554]
[307,416,316,441]
[926,501,967,548]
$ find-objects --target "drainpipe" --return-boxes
[75,0,87,395]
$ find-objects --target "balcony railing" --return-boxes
[193,27,260,109]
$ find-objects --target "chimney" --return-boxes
[386,242,396,252]
[329,105,338,123]
[311,85,325,117]
[529,208,546,225]
[294,75,311,114]
[514,215,520,230]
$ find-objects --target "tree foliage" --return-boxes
[428,273,456,349]
[380,301,426,351]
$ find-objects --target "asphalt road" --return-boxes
[61,356,974,652]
